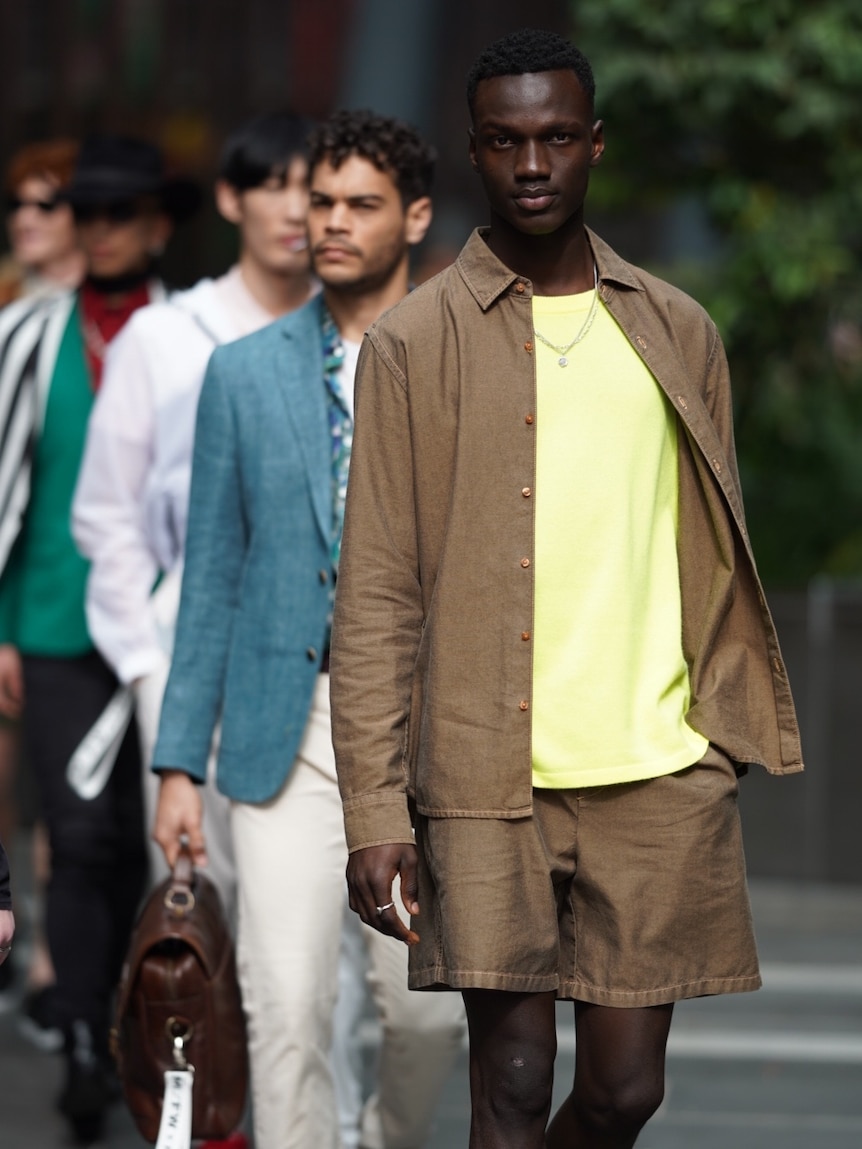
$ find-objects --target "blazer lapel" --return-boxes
[274,299,332,548]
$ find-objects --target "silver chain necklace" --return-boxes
[532,265,599,367]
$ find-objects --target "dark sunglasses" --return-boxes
[72,200,141,224]
[6,194,61,214]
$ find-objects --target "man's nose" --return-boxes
[515,140,550,179]
[325,202,350,231]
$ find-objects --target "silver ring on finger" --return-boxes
[375,901,396,915]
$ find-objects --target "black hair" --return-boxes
[218,112,314,191]
[307,109,435,207]
[466,28,596,117]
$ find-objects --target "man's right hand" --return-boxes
[153,770,207,869]
[0,644,24,719]
[347,842,421,946]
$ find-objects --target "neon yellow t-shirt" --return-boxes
[531,289,708,788]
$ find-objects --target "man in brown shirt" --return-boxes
[331,28,802,1149]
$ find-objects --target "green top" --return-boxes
[0,300,94,656]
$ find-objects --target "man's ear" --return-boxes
[405,196,433,247]
[214,179,243,225]
[148,213,173,257]
[468,128,478,173]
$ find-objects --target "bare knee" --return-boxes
[465,989,557,1138]
[476,1038,556,1125]
[575,1069,665,1135]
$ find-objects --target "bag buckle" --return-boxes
[163,885,196,918]
[166,1017,194,1070]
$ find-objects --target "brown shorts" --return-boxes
[409,745,761,1006]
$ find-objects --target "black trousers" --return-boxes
[22,651,148,1046]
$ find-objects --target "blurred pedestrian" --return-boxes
[73,112,316,916]
[151,109,466,1149]
[330,28,804,1149]
[0,138,86,305]
[0,134,200,1145]
[0,834,13,964]
[0,137,86,1030]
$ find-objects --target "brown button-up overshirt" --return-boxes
[331,228,804,853]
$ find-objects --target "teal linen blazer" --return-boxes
[153,295,333,802]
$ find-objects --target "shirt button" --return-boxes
[524,341,533,352]
[318,569,329,584]
[521,487,532,498]
[306,647,318,662]
[521,631,531,641]
[519,699,529,711]
[525,414,534,425]
[772,657,783,674]
[676,395,688,411]
[636,335,647,349]
[520,557,530,568]
[712,458,723,474]
[515,282,526,294]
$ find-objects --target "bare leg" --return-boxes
[463,989,557,1149]
[546,1001,673,1149]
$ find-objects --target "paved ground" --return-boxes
[2,878,861,1148]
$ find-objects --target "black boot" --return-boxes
[58,1019,112,1145]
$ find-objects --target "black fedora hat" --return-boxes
[64,134,202,222]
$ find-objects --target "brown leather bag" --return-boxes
[112,850,248,1143]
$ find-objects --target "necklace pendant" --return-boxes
[558,356,568,367]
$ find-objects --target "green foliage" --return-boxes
[575,0,862,585]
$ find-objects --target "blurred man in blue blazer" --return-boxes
[151,110,465,1149]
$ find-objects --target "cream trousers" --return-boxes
[231,676,465,1149]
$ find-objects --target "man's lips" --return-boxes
[313,243,360,261]
[513,189,556,211]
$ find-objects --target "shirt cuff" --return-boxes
[341,792,414,853]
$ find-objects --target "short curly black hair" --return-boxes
[466,28,595,118]
[307,109,435,207]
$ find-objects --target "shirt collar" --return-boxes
[455,226,645,311]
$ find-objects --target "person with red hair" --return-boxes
[1,138,86,304]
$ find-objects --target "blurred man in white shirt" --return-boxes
[72,112,316,906]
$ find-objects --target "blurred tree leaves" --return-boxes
[576,0,862,585]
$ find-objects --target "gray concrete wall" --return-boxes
[741,586,862,884]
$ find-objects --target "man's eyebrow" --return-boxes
[309,191,387,205]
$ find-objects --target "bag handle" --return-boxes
[163,846,195,919]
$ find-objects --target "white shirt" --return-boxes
[72,268,276,683]
[337,337,361,416]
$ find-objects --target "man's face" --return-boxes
[7,174,79,272]
[216,155,310,277]
[469,69,604,238]
[74,196,172,279]
[308,155,424,294]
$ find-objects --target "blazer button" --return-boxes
[306,647,318,662]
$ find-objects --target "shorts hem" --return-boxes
[409,966,560,994]
[558,971,762,1006]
